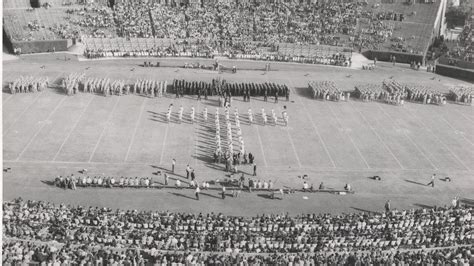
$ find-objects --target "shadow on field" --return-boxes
[413,203,434,209]
[193,154,213,164]
[293,87,313,99]
[257,193,276,200]
[200,192,222,199]
[404,179,427,187]
[204,163,226,171]
[41,180,56,187]
[169,192,196,200]
[151,165,169,172]
[351,207,378,215]
[460,198,474,206]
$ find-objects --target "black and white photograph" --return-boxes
[1,0,473,264]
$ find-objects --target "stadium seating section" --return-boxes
[3,0,443,58]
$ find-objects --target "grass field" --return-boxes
[2,54,473,216]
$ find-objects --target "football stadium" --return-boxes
[2,0,474,264]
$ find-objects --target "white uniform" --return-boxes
[179,107,184,122]
[203,108,208,121]
[191,107,195,123]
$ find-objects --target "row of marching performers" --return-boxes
[214,108,248,172]
[355,84,406,105]
[309,81,349,102]
[8,76,49,94]
[215,107,245,158]
[62,73,167,97]
[173,78,290,100]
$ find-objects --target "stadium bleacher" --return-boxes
[3,0,443,60]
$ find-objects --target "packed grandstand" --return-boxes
[3,198,473,264]
[3,0,444,63]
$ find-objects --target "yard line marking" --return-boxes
[15,96,68,161]
[52,95,95,161]
[124,97,147,162]
[255,125,268,167]
[159,72,179,165]
[285,127,302,168]
[88,96,121,163]
[349,101,405,170]
[159,122,170,166]
[193,105,200,167]
[3,94,14,104]
[265,76,301,168]
[3,92,43,136]
[325,102,371,169]
[242,76,268,167]
[438,114,474,147]
[287,78,337,168]
[375,103,438,171]
[404,105,471,171]
[453,108,473,123]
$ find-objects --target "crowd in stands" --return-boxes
[3,239,473,265]
[115,2,154,38]
[309,81,347,101]
[4,238,473,265]
[445,21,473,63]
[67,5,116,38]
[7,76,49,94]
[4,0,440,62]
[2,197,473,264]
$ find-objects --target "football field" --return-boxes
[2,54,473,215]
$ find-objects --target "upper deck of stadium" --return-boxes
[3,0,444,59]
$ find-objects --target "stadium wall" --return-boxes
[435,64,474,82]
[10,39,68,54]
[363,50,425,64]
[438,56,474,70]
[3,29,14,54]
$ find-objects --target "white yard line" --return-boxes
[159,72,179,165]
[193,105,200,167]
[325,102,371,169]
[285,127,302,168]
[15,96,68,161]
[3,92,43,136]
[159,123,170,166]
[3,94,14,105]
[438,114,474,147]
[245,76,269,167]
[375,103,438,171]
[124,97,147,162]
[286,78,337,168]
[52,95,95,161]
[88,97,121,163]
[453,108,473,123]
[404,105,471,171]
[349,101,405,170]
[255,125,268,167]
